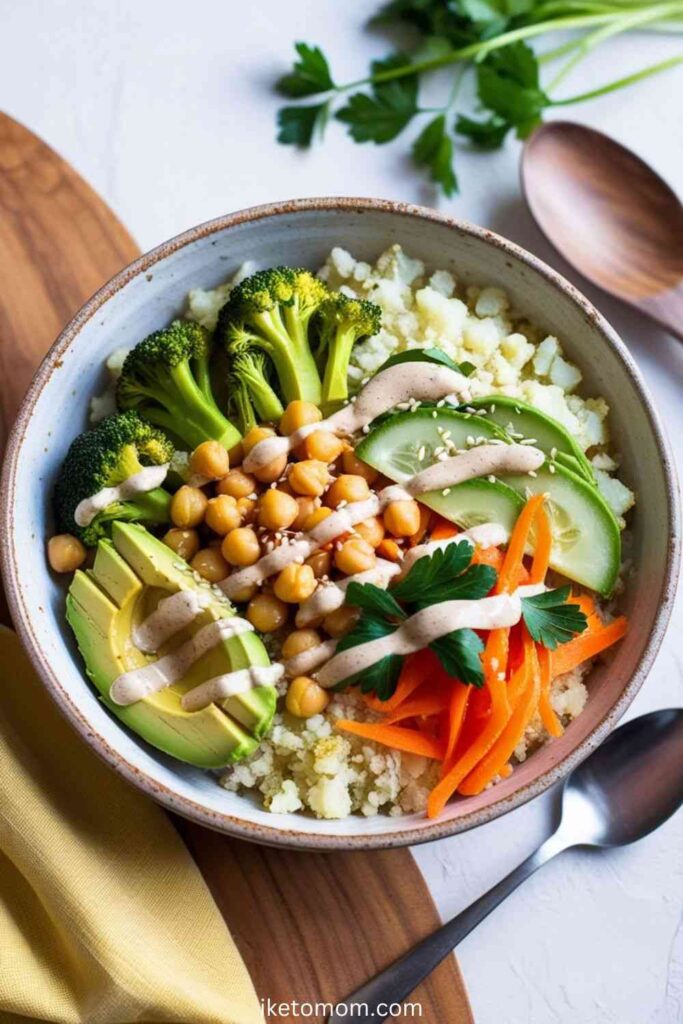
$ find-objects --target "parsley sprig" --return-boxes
[275,2,683,195]
[334,541,589,701]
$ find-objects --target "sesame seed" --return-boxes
[550,447,558,459]
[490,404,496,413]
[488,474,496,483]
[431,411,438,419]
[437,452,449,461]
[528,470,538,478]
[520,437,538,446]
[442,488,451,496]
[418,446,426,461]
[436,399,446,408]
[466,435,475,446]
[549,464,556,474]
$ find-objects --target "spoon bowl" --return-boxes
[560,708,683,848]
[522,121,683,340]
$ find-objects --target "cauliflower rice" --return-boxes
[94,244,628,821]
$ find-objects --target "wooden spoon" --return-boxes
[521,121,683,341]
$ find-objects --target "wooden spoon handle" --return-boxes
[637,284,683,342]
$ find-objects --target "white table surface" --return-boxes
[4,2,683,1021]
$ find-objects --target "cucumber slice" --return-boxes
[418,478,524,532]
[357,408,621,596]
[465,396,595,484]
[356,407,508,481]
[495,463,620,595]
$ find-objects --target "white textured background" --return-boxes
[3,2,683,1021]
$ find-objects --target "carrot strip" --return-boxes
[385,693,450,724]
[471,546,504,571]
[498,494,546,593]
[335,720,445,760]
[569,593,601,631]
[442,681,471,771]
[551,616,628,678]
[499,763,513,779]
[364,650,438,713]
[427,673,510,817]
[530,502,552,584]
[430,518,459,541]
[458,634,541,795]
[537,644,563,737]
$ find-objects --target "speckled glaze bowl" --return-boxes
[1,199,679,850]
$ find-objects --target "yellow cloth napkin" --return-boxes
[0,626,264,1024]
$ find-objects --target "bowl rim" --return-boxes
[1,196,680,850]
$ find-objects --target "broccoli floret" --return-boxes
[54,411,174,546]
[227,346,284,435]
[116,320,241,451]
[315,293,382,407]
[218,267,328,406]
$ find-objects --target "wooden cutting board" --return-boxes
[0,112,473,1024]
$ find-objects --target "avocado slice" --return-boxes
[66,522,276,767]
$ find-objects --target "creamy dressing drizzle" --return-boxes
[181,663,284,712]
[242,363,473,473]
[110,616,253,706]
[284,639,338,679]
[397,523,509,579]
[402,445,544,495]
[316,583,545,690]
[74,463,169,528]
[133,590,212,654]
[295,559,401,627]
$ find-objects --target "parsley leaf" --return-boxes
[277,42,336,98]
[455,113,510,149]
[521,586,588,651]
[345,581,406,621]
[391,540,478,605]
[335,614,403,700]
[430,628,485,687]
[337,54,418,144]
[411,114,458,197]
[476,42,549,138]
[277,103,329,147]
[414,562,497,609]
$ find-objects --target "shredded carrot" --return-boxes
[364,650,438,713]
[551,616,628,677]
[376,538,403,562]
[529,502,552,584]
[430,518,459,541]
[499,763,513,779]
[569,593,601,631]
[427,672,510,817]
[385,693,450,724]
[459,633,541,795]
[441,681,471,771]
[471,546,504,571]
[497,494,546,593]
[537,644,563,737]
[335,720,445,760]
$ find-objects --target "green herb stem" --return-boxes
[552,52,683,104]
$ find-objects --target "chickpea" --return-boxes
[289,459,330,497]
[253,454,288,485]
[280,400,322,436]
[162,527,200,562]
[302,507,332,531]
[247,593,288,632]
[326,474,370,509]
[377,537,403,562]
[217,468,256,500]
[47,534,87,573]
[242,425,276,455]
[305,429,344,463]
[355,516,385,548]
[204,495,241,535]
[282,628,321,661]
[190,547,229,583]
[258,489,299,531]
[228,580,258,603]
[292,495,318,531]
[236,496,257,523]
[170,485,208,528]
[335,537,377,575]
[342,449,379,484]
[221,527,261,566]
[286,676,329,718]
[384,499,421,538]
[273,563,317,603]
[323,605,359,638]
[305,549,332,578]
[189,440,230,480]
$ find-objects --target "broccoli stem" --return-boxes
[164,362,241,449]
[252,310,322,404]
[321,327,357,407]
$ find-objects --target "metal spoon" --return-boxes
[521,121,683,341]
[329,709,683,1023]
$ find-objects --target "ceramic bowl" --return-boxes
[1,198,679,850]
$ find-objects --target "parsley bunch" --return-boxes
[275,1,683,195]
[336,539,588,701]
